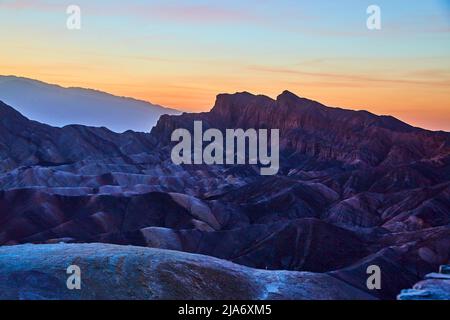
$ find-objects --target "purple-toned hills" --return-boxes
[0,90,449,300]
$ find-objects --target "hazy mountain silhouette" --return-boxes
[0,75,180,132]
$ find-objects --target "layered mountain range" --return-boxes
[0,90,449,300]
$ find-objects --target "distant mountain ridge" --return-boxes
[0,75,180,132]
[152,90,450,168]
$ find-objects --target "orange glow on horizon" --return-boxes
[1,68,449,132]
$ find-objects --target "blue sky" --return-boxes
[0,0,449,130]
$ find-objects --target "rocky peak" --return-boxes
[149,90,450,167]
[211,92,263,117]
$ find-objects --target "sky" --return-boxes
[0,0,449,131]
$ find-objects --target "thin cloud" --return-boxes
[145,4,256,24]
[248,65,450,88]
[86,3,264,26]
[0,0,60,10]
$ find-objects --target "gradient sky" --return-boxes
[1,0,449,130]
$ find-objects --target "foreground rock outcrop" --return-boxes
[398,265,450,300]
[0,243,374,300]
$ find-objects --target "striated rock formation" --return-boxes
[153,91,449,170]
[0,90,449,300]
